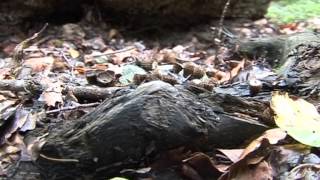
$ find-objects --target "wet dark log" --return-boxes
[37,81,269,179]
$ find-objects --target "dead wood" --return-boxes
[0,79,127,102]
[36,81,269,179]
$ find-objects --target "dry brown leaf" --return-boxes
[183,152,222,179]
[38,81,63,107]
[230,59,245,79]
[216,149,244,163]
[218,139,273,180]
[220,160,272,180]
[24,56,54,73]
[240,128,287,160]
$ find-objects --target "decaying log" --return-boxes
[37,81,269,179]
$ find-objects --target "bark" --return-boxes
[36,81,269,179]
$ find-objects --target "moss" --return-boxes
[267,0,320,23]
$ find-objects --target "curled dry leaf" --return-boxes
[240,128,287,160]
[218,139,273,180]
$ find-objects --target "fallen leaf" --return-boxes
[218,139,273,180]
[271,92,320,147]
[23,56,54,73]
[38,81,63,107]
[20,111,43,132]
[268,144,311,178]
[230,59,245,79]
[240,128,287,160]
[183,152,222,179]
[119,65,146,85]
[220,160,273,180]
[216,149,243,163]
[68,48,80,58]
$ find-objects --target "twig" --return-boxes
[90,46,136,57]
[13,23,49,65]
[60,49,75,78]
[39,154,79,163]
[0,79,128,101]
[46,102,100,114]
[216,0,231,41]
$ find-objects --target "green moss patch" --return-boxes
[267,0,320,23]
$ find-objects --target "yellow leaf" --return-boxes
[271,92,320,147]
[68,48,80,58]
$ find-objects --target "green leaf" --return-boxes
[271,92,320,147]
[119,64,146,85]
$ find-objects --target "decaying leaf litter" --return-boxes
[0,13,320,180]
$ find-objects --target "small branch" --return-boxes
[0,79,128,101]
[217,0,231,41]
[13,23,49,65]
[46,102,100,114]
[39,154,79,163]
[90,46,136,57]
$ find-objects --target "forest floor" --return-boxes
[0,5,320,179]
